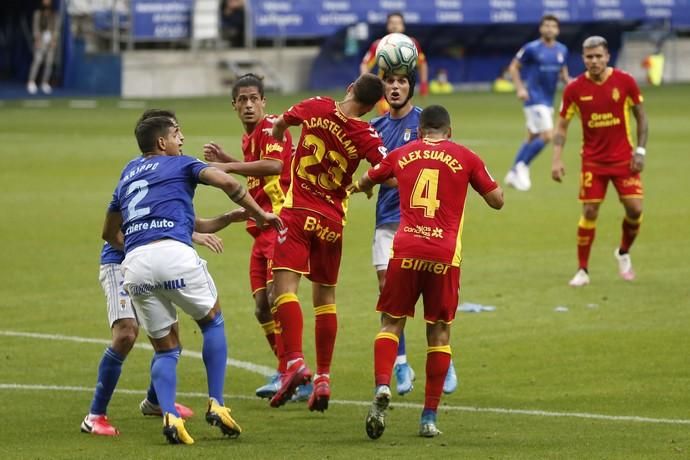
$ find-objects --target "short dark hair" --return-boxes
[232,73,265,101]
[583,35,609,51]
[420,105,451,132]
[135,116,175,154]
[352,73,384,106]
[387,12,405,25]
[540,14,560,26]
[135,109,177,134]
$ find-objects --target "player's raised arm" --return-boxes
[203,141,240,163]
[271,115,292,143]
[551,116,570,182]
[199,166,282,231]
[631,103,648,173]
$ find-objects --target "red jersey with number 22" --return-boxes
[560,68,643,167]
[282,96,386,223]
[367,138,498,267]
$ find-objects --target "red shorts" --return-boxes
[377,258,460,324]
[271,208,343,285]
[249,228,276,295]
[579,162,644,203]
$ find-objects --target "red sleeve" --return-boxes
[260,117,289,162]
[625,73,643,104]
[366,152,395,183]
[283,98,316,127]
[363,125,386,166]
[559,81,576,119]
[468,152,498,196]
[361,40,380,70]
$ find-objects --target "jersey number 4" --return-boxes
[411,168,441,218]
[296,134,348,190]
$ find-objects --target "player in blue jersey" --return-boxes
[101,115,282,445]
[369,71,457,396]
[505,14,570,191]
[82,110,248,437]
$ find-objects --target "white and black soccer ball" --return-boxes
[375,33,418,75]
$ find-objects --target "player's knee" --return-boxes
[583,205,599,221]
[624,202,643,219]
[112,321,138,354]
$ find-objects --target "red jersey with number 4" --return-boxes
[367,138,497,267]
[282,96,386,223]
[560,68,643,167]
[243,115,293,235]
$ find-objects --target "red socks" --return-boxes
[314,304,338,375]
[424,346,452,411]
[273,293,303,363]
[620,214,642,253]
[374,332,399,386]
[577,216,597,270]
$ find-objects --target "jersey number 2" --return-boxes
[411,168,441,218]
[125,179,150,222]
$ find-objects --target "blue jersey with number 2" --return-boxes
[108,155,208,253]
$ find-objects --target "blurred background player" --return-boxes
[203,74,312,402]
[102,115,282,444]
[552,36,648,287]
[369,70,458,397]
[505,14,570,191]
[268,73,386,412]
[359,12,429,113]
[82,109,246,437]
[27,0,60,94]
[352,105,503,439]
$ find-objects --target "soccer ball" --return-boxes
[375,33,418,75]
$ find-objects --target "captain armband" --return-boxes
[229,185,247,203]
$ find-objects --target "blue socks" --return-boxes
[397,330,407,357]
[514,138,546,166]
[90,347,125,415]
[151,347,181,417]
[200,313,227,405]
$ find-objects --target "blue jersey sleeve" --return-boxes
[181,156,209,183]
[107,186,120,213]
[516,43,533,65]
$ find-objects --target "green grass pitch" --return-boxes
[0,84,688,459]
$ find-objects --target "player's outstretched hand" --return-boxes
[226,208,249,223]
[516,87,529,101]
[203,142,232,163]
[255,212,284,231]
[192,232,224,254]
[551,160,566,182]
[346,182,373,199]
[631,153,645,173]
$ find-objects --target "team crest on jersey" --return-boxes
[403,129,412,142]
[557,52,564,63]
[612,88,620,102]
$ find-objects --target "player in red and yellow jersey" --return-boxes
[351,105,503,439]
[551,36,648,287]
[268,73,386,412]
[360,11,429,112]
[203,74,294,397]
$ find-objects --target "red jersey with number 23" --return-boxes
[282,96,386,223]
[560,68,643,168]
[367,138,498,267]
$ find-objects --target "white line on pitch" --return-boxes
[1,383,689,426]
[0,330,273,377]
